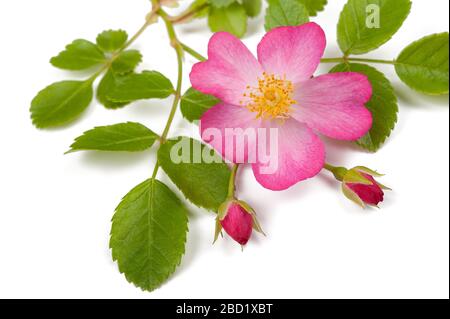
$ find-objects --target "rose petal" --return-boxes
[200,103,261,163]
[190,32,263,105]
[252,119,325,191]
[292,72,373,140]
[257,23,326,83]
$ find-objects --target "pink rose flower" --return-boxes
[190,23,373,191]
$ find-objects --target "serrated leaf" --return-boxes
[265,0,309,31]
[50,39,106,70]
[110,179,188,292]
[208,3,247,38]
[395,33,449,95]
[107,71,174,103]
[30,80,93,128]
[158,137,231,211]
[180,88,220,123]
[337,0,412,55]
[96,30,128,52]
[330,63,398,152]
[112,50,143,75]
[242,0,262,17]
[299,0,327,16]
[210,0,235,8]
[68,122,158,153]
[97,70,129,109]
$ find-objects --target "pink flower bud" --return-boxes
[341,166,390,207]
[345,173,384,206]
[220,203,253,245]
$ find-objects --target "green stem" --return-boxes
[181,42,206,61]
[228,164,240,198]
[150,8,184,179]
[88,9,158,83]
[151,163,160,180]
[323,163,348,182]
[159,10,184,142]
[121,12,157,52]
[320,58,346,64]
[324,163,337,172]
[321,57,396,65]
[170,2,209,24]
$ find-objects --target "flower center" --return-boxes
[242,73,296,119]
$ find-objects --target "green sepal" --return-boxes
[217,200,232,221]
[213,218,223,244]
[376,182,392,191]
[342,184,365,208]
[354,166,384,177]
[343,170,373,185]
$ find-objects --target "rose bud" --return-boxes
[342,166,391,207]
[325,164,390,208]
[214,200,264,246]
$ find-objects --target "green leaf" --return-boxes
[30,80,93,128]
[242,0,262,17]
[265,0,309,31]
[97,70,129,109]
[180,88,220,123]
[158,137,231,211]
[208,3,247,38]
[330,63,398,152]
[68,122,159,153]
[107,71,174,103]
[96,30,128,52]
[395,33,449,95]
[110,179,188,292]
[337,0,412,55]
[210,0,235,8]
[112,50,143,75]
[299,0,327,16]
[50,39,106,70]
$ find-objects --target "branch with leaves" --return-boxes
[30,0,448,292]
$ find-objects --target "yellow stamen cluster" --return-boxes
[242,72,296,120]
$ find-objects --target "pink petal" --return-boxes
[200,103,261,163]
[252,119,325,191]
[257,23,326,83]
[292,72,373,141]
[190,32,263,105]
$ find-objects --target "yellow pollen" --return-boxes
[242,72,296,120]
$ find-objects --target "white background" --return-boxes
[0,0,448,299]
